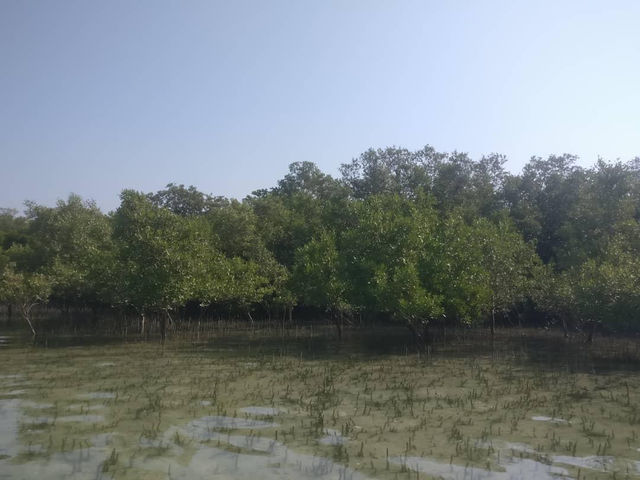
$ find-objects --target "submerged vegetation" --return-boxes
[3,330,640,479]
[1,146,640,341]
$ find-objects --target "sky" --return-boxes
[1,0,639,213]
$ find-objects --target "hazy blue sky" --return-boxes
[1,0,639,212]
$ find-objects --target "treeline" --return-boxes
[1,146,639,342]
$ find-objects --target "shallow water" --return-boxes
[239,406,287,416]
[1,329,640,479]
[389,455,571,480]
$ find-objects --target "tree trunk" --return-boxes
[586,321,595,343]
[140,313,146,335]
[421,322,431,348]
[67,304,76,332]
[490,308,496,337]
[6,304,12,326]
[406,321,431,354]
[21,304,36,336]
[91,306,99,329]
[332,310,342,340]
[562,317,568,338]
[160,311,168,343]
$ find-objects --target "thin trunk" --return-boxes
[586,321,595,343]
[490,307,496,337]
[562,317,568,338]
[406,321,431,353]
[6,304,12,326]
[140,313,146,335]
[160,311,168,343]
[332,310,342,340]
[25,316,36,336]
[21,304,36,336]
[421,322,431,347]
[67,304,76,332]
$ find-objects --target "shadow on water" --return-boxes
[179,327,640,374]
[3,321,640,374]
[188,326,417,359]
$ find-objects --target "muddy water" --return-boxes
[1,329,640,479]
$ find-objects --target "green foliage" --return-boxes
[0,264,51,307]
[340,195,437,316]
[1,148,639,335]
[292,229,349,313]
[276,161,348,200]
[571,222,640,329]
[431,214,491,324]
[23,194,114,305]
[203,199,289,310]
[474,217,541,316]
[112,190,214,312]
[147,183,224,216]
[0,264,52,333]
[340,147,507,217]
